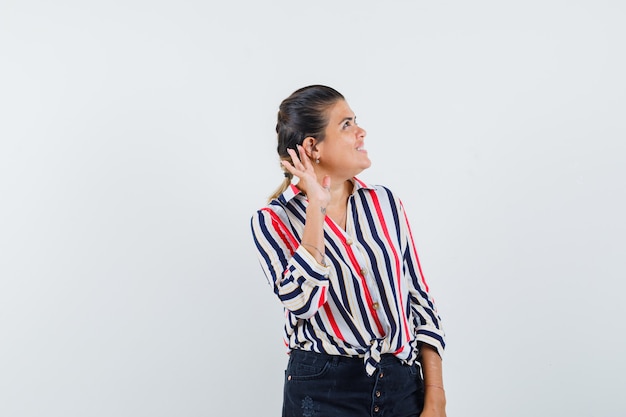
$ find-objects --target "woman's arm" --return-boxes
[420,344,446,417]
[394,196,447,416]
[251,207,330,319]
[251,145,333,318]
[284,145,331,265]
[399,198,446,354]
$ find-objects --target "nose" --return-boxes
[358,125,366,138]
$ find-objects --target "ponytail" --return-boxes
[268,174,292,202]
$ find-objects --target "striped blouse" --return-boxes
[251,177,445,375]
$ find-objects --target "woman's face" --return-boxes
[316,100,370,179]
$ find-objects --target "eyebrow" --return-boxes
[338,116,356,125]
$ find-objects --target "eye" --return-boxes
[342,120,351,129]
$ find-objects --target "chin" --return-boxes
[353,164,371,177]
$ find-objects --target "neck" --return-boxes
[326,178,353,208]
[321,178,351,230]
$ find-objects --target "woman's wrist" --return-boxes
[424,385,446,407]
[300,242,326,264]
[306,200,328,216]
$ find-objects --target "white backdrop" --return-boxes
[1,1,625,416]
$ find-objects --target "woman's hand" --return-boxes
[282,145,331,208]
[419,403,446,417]
[282,145,329,265]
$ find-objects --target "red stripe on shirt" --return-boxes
[400,201,430,292]
[369,191,411,342]
[318,287,327,308]
[261,208,298,255]
[325,217,385,336]
[354,177,368,188]
[323,303,345,341]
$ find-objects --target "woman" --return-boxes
[251,85,446,417]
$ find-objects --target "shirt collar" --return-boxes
[277,177,375,205]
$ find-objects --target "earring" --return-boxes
[315,158,320,164]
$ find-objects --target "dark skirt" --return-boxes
[283,349,424,417]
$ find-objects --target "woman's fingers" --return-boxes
[322,175,331,189]
[286,146,315,174]
[281,159,296,175]
[297,145,311,169]
[282,148,328,203]
[287,148,305,171]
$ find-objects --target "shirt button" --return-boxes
[374,405,380,413]
[372,302,380,310]
[379,372,384,379]
[360,268,367,276]
[346,238,353,245]
[375,391,381,398]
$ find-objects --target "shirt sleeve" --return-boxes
[251,207,331,319]
[399,200,446,357]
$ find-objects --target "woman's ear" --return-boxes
[302,136,318,159]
